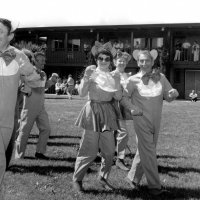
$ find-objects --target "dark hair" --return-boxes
[0,18,12,34]
[34,51,45,59]
[94,49,113,61]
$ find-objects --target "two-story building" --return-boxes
[14,23,200,99]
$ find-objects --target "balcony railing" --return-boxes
[46,48,200,66]
[173,48,198,62]
[46,49,87,64]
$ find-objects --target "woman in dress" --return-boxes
[72,42,122,192]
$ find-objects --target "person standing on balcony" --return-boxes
[122,50,179,196]
[66,74,74,99]
[192,41,200,62]
[174,40,182,61]
[15,52,58,160]
[0,18,36,198]
[111,51,133,171]
[182,40,191,61]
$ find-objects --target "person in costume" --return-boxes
[6,48,41,169]
[0,18,36,198]
[121,50,179,196]
[15,52,58,160]
[72,42,123,192]
[111,51,134,171]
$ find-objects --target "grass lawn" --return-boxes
[4,97,200,200]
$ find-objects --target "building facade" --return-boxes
[14,23,200,99]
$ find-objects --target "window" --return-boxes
[67,39,80,52]
[52,39,64,51]
[133,37,164,50]
[134,38,145,49]
[151,38,163,49]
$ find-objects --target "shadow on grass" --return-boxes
[49,135,81,139]
[27,141,79,147]
[8,164,74,175]
[23,156,76,162]
[83,186,200,200]
[157,154,187,159]
[29,134,81,139]
[126,153,186,160]
[159,165,200,174]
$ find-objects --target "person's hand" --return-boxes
[39,71,46,80]
[111,71,121,90]
[168,89,179,99]
[84,65,96,78]
[131,107,143,116]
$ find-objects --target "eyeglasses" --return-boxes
[97,56,111,62]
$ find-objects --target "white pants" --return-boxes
[73,129,115,181]
[174,50,181,61]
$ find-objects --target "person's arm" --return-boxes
[16,51,34,76]
[112,70,122,101]
[78,65,96,97]
[24,67,41,82]
[120,78,143,116]
[163,75,179,102]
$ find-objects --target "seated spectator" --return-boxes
[189,90,198,102]
[55,78,63,95]
[61,77,68,94]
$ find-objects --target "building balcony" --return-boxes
[46,49,87,66]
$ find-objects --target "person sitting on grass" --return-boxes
[55,78,63,95]
[189,90,198,102]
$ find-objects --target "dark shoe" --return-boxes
[148,188,168,196]
[35,152,49,160]
[124,177,139,190]
[116,159,129,171]
[98,176,114,191]
[72,181,84,193]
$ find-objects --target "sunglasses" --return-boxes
[97,56,111,62]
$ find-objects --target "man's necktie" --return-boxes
[141,69,161,85]
[0,49,16,66]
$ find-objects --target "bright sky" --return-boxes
[2,0,200,28]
